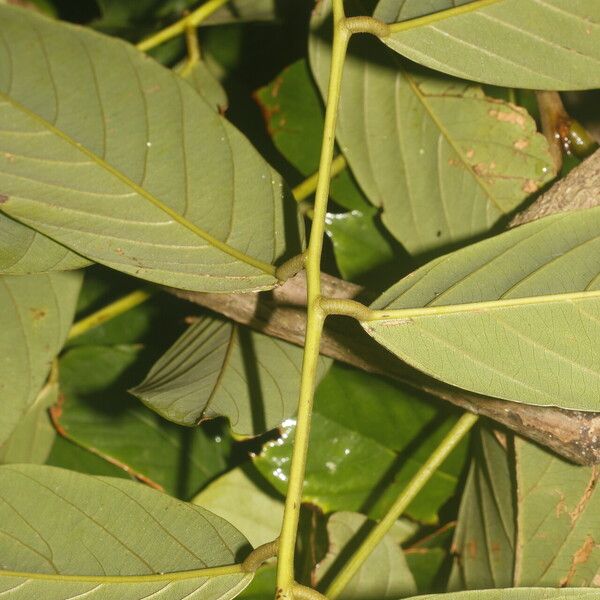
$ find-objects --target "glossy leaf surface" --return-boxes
[255,364,468,523]
[55,344,230,498]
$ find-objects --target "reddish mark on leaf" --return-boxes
[559,535,596,587]
[570,466,599,524]
[514,139,529,150]
[270,76,284,98]
[489,108,526,128]
[465,149,475,159]
[51,392,164,491]
[49,393,68,437]
[29,307,47,321]
[555,492,567,518]
[0,194,8,204]
[522,179,539,194]
[466,539,477,559]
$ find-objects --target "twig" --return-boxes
[167,150,600,466]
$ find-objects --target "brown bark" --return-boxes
[168,149,600,465]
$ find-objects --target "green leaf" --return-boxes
[326,208,395,282]
[254,364,469,523]
[237,566,276,600]
[178,60,228,114]
[363,207,600,411]
[0,214,90,274]
[316,511,417,599]
[0,271,81,450]
[132,316,331,436]
[256,59,369,212]
[450,430,600,589]
[0,379,57,464]
[376,0,600,91]
[46,435,131,479]
[55,344,230,499]
[310,2,555,253]
[447,429,515,590]
[0,464,253,598]
[404,523,455,594]
[193,465,284,548]
[406,590,600,599]
[205,0,277,25]
[0,5,298,292]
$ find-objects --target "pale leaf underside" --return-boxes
[133,316,330,436]
[0,271,81,449]
[0,5,297,292]
[377,0,600,90]
[0,465,252,599]
[310,0,554,254]
[363,208,600,411]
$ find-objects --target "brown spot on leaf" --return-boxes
[555,492,567,518]
[489,108,526,128]
[466,149,475,159]
[466,539,477,559]
[514,139,529,150]
[523,179,539,194]
[559,535,596,587]
[270,76,284,98]
[30,308,47,320]
[3,152,15,162]
[49,393,68,436]
[570,466,599,523]
[0,194,8,204]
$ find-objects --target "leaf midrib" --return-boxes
[387,0,503,33]
[0,564,245,584]
[402,72,503,213]
[366,288,600,322]
[0,91,276,278]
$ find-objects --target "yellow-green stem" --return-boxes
[136,0,229,52]
[67,290,153,340]
[275,1,349,597]
[325,412,479,599]
[292,154,347,204]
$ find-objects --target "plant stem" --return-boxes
[136,0,229,52]
[275,0,349,597]
[67,290,153,340]
[241,539,279,572]
[292,155,347,203]
[178,18,202,78]
[325,412,479,599]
